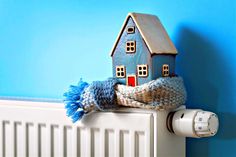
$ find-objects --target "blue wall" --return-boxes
[0,0,235,156]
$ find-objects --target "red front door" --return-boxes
[127,75,136,87]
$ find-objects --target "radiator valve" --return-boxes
[167,109,219,138]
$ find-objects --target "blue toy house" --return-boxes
[111,13,178,86]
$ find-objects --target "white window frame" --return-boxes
[126,41,136,53]
[127,26,135,34]
[116,65,126,78]
[137,64,148,77]
[162,64,169,77]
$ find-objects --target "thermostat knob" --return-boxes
[167,109,219,138]
[194,111,219,137]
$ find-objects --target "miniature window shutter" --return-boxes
[126,41,136,53]
[162,64,169,77]
[116,66,126,78]
[137,64,148,77]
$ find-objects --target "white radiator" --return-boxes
[0,99,185,157]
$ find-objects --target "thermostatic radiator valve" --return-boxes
[167,109,219,138]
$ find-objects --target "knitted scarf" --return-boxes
[64,77,186,122]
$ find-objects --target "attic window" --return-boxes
[126,41,136,53]
[162,64,169,77]
[137,64,148,77]
[127,26,135,34]
[116,65,126,78]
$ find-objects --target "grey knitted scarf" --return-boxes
[64,77,186,122]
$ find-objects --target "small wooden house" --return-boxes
[111,13,177,86]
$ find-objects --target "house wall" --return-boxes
[112,17,152,85]
[152,55,176,79]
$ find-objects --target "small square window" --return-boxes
[137,64,148,77]
[127,26,135,34]
[126,41,136,53]
[116,65,126,78]
[162,64,169,77]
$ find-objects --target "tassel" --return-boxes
[71,110,85,123]
[66,103,80,117]
[63,79,89,123]
[63,79,89,102]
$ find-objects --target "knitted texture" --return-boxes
[115,77,186,110]
[64,77,187,122]
[81,78,120,111]
[64,78,119,122]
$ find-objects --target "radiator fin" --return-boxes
[0,100,161,157]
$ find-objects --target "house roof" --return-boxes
[110,13,178,56]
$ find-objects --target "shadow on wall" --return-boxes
[174,26,236,157]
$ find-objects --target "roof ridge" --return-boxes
[110,13,177,56]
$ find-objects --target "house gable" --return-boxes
[110,13,177,56]
[112,17,152,85]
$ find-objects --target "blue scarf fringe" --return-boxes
[63,79,89,122]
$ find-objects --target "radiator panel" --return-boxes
[0,99,185,157]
